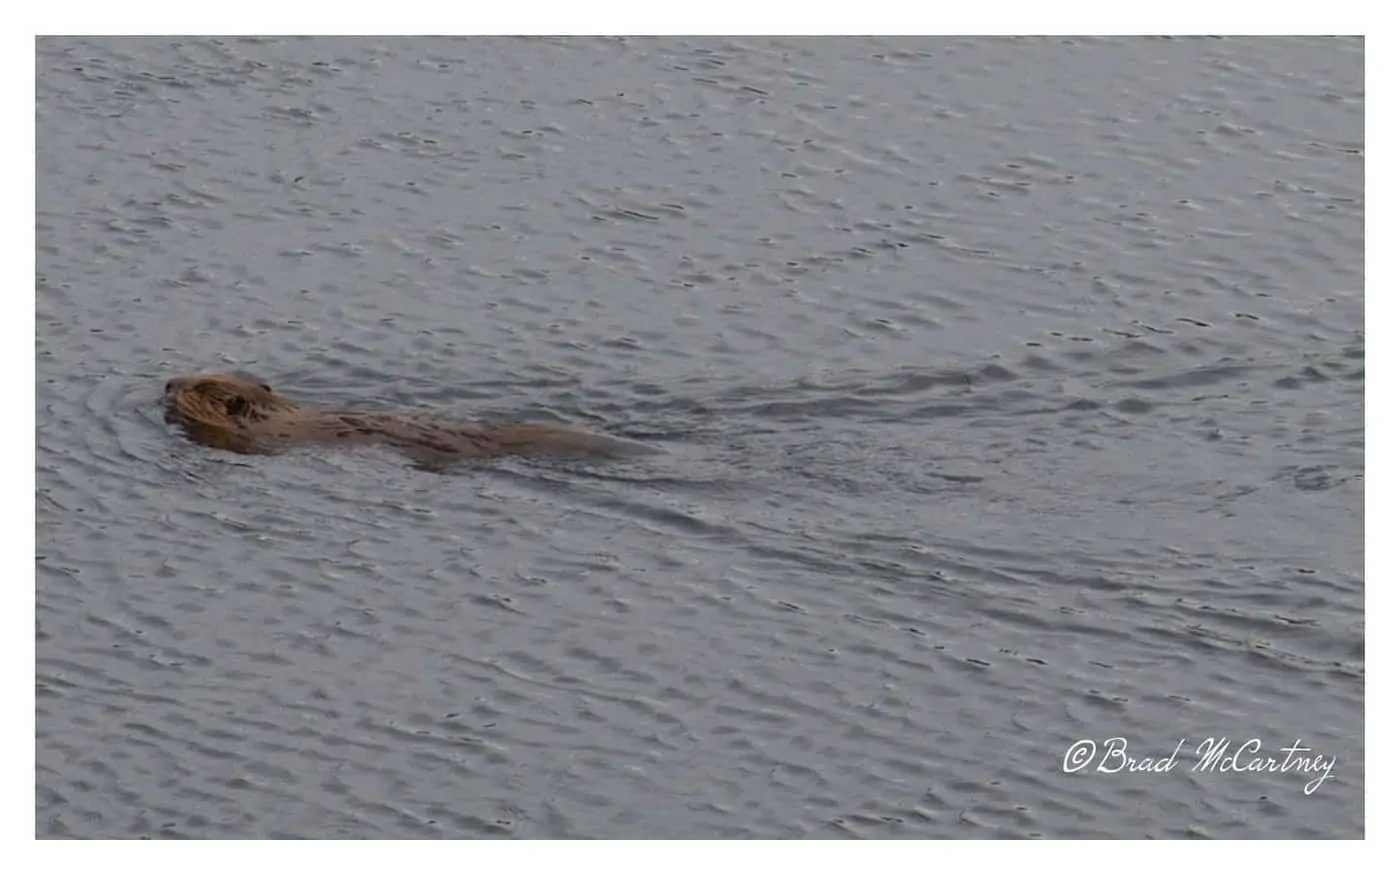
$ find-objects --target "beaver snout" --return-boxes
[162,378,187,422]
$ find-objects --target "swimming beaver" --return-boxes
[163,373,653,470]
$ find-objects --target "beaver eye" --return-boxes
[260,383,272,393]
[226,397,250,417]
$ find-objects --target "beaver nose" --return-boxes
[164,379,176,394]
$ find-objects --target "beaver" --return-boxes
[163,373,655,470]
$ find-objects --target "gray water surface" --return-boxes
[36,36,1363,838]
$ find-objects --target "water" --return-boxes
[35,36,1363,838]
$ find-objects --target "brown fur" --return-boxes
[163,373,652,469]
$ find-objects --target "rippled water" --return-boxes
[36,36,1363,838]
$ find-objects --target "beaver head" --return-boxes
[163,373,301,453]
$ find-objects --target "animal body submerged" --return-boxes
[163,374,652,470]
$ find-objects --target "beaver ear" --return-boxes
[226,396,251,417]
[259,383,272,393]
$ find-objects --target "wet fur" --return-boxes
[163,374,652,469]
